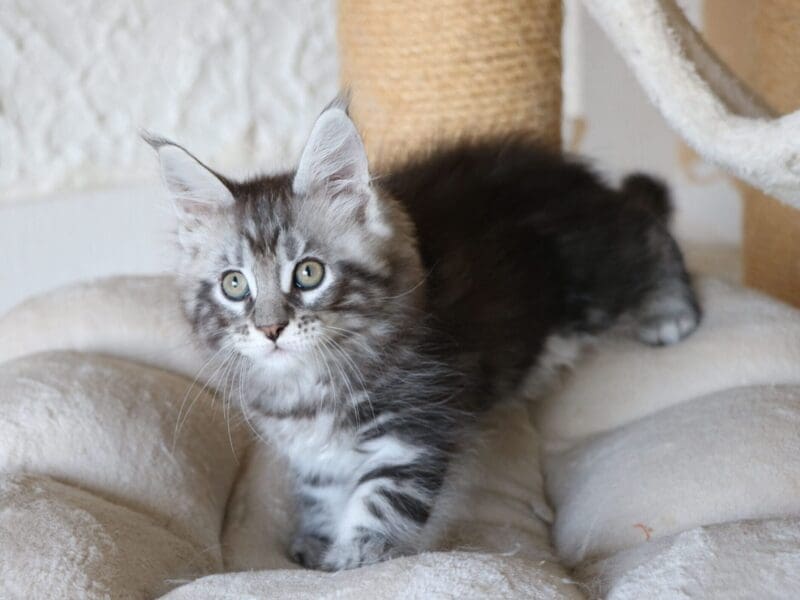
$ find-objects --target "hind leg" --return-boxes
[634,238,700,346]
[636,281,700,345]
[558,173,701,347]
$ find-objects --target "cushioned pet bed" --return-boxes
[1,273,799,599]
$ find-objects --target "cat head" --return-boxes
[149,103,423,383]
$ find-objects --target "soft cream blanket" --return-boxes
[1,276,798,598]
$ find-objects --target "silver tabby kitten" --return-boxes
[149,101,699,571]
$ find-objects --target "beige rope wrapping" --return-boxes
[338,0,562,169]
[705,0,800,307]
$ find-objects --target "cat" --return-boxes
[147,99,700,571]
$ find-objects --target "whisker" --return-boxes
[221,353,245,462]
[237,371,271,447]
[319,335,373,426]
[323,325,378,357]
[176,347,238,438]
[314,339,340,415]
[173,341,237,449]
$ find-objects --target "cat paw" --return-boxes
[289,532,330,569]
[637,306,699,346]
[319,533,393,571]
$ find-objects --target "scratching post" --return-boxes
[339,0,800,305]
[704,0,800,307]
[337,0,562,169]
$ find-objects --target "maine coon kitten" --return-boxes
[149,101,700,571]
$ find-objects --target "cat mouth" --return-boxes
[266,344,294,358]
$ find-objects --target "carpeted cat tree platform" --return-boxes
[2,1,800,598]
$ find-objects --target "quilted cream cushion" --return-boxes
[2,275,800,598]
[0,277,578,598]
[0,351,245,598]
[536,280,800,598]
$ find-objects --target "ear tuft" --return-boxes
[293,103,370,196]
[144,133,234,215]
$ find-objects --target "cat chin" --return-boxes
[246,346,305,373]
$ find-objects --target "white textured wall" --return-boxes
[0,0,339,312]
[0,0,338,200]
[1,0,742,313]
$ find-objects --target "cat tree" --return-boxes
[702,0,800,306]
[338,0,563,169]
[3,2,800,596]
[338,0,800,305]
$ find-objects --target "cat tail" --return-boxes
[620,173,672,222]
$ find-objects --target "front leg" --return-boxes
[319,457,447,571]
[289,480,339,569]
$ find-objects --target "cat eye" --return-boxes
[221,270,250,301]
[294,259,325,290]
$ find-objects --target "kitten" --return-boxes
[148,100,699,571]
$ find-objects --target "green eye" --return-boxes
[221,270,250,300]
[294,259,325,290]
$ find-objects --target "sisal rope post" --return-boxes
[337,0,562,170]
[705,0,800,307]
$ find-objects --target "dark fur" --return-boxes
[289,140,698,568]
[382,139,699,403]
[166,129,700,570]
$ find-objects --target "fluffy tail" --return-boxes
[621,173,672,221]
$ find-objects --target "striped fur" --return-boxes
[154,103,700,570]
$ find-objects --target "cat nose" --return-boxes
[258,322,288,342]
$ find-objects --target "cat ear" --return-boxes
[292,104,370,197]
[144,134,234,216]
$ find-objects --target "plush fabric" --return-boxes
[0,275,203,379]
[1,274,799,598]
[546,384,800,564]
[582,0,800,207]
[536,278,800,598]
[161,552,579,600]
[0,352,244,598]
[536,279,800,442]
[0,474,212,599]
[0,277,579,598]
[577,517,800,599]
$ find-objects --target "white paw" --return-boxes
[637,309,698,346]
[320,534,392,571]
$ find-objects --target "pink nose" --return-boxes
[258,323,288,342]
